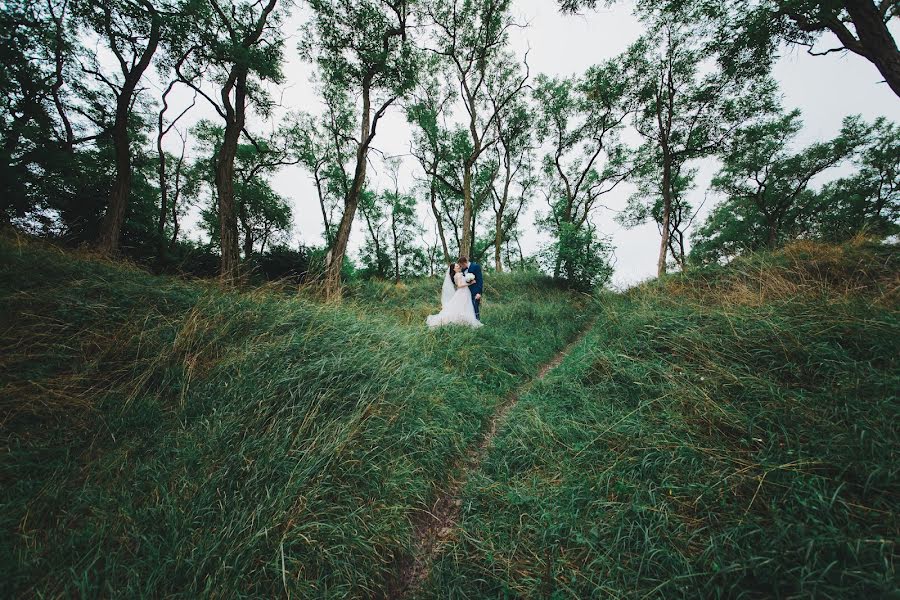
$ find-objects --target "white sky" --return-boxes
[165,0,900,287]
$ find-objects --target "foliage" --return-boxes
[692,112,875,264]
[560,0,900,98]
[533,61,632,280]
[539,221,615,291]
[357,185,425,281]
[622,18,778,275]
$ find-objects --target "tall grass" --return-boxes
[426,241,899,598]
[0,235,590,597]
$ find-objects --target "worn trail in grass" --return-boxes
[393,319,597,598]
[422,241,899,599]
[0,236,592,598]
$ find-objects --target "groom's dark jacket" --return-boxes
[466,262,484,296]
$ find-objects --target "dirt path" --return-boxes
[389,321,596,598]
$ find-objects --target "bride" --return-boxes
[426,262,483,328]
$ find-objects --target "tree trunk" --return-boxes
[429,179,451,262]
[98,114,131,253]
[460,164,474,257]
[97,9,160,253]
[240,202,253,258]
[314,169,333,247]
[767,220,778,249]
[391,208,400,283]
[325,80,372,299]
[843,0,900,98]
[657,162,673,278]
[215,70,247,281]
[494,210,503,272]
[157,131,169,260]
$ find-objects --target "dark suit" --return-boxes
[465,262,483,320]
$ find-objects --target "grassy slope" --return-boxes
[427,241,900,598]
[0,236,590,597]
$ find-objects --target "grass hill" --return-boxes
[428,241,900,598]
[2,235,898,598]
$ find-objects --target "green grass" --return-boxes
[426,241,900,598]
[3,236,898,598]
[0,235,590,597]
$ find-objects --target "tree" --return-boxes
[625,21,777,276]
[560,0,900,99]
[188,120,294,258]
[174,0,286,280]
[406,59,457,262]
[692,112,869,262]
[76,0,165,253]
[0,0,106,232]
[533,60,633,279]
[294,98,354,249]
[426,0,528,257]
[357,161,425,281]
[155,44,196,260]
[618,148,700,271]
[540,221,615,291]
[487,66,534,272]
[358,189,391,278]
[302,0,418,299]
[812,117,900,240]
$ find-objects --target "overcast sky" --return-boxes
[169,0,900,287]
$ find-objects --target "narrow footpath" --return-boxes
[391,320,597,598]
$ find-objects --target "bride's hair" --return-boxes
[448,263,456,283]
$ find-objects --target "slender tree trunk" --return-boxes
[657,161,673,278]
[314,169,333,246]
[391,208,400,283]
[361,208,382,276]
[429,179,450,262]
[169,146,185,251]
[460,164,474,257]
[843,0,900,98]
[325,80,372,299]
[767,219,778,249]
[98,111,133,253]
[494,211,503,272]
[240,202,253,258]
[157,128,169,260]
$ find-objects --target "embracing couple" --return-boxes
[426,256,484,329]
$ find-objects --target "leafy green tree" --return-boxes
[189,121,294,258]
[560,0,900,99]
[533,60,633,279]
[173,0,287,280]
[301,0,418,298]
[540,221,614,291]
[812,117,900,240]
[487,69,534,272]
[625,21,777,276]
[358,162,425,281]
[692,112,869,262]
[357,189,392,278]
[618,148,699,271]
[0,0,104,230]
[76,0,165,253]
[294,96,354,248]
[406,59,458,262]
[426,0,528,257]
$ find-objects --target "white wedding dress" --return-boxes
[426,272,483,328]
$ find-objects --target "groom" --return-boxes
[458,256,483,321]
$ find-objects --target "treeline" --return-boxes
[1,0,897,293]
